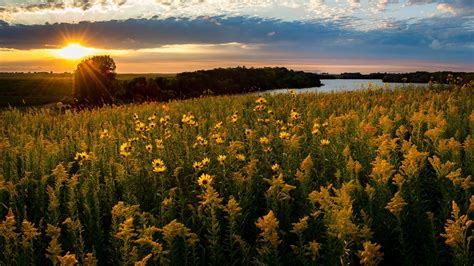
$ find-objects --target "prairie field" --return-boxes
[0,84,473,265]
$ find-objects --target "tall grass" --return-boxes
[0,83,473,265]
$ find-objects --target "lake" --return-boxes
[267,79,428,94]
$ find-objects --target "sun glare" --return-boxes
[56,43,95,59]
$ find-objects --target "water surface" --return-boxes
[267,79,428,94]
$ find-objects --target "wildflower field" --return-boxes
[0,84,473,265]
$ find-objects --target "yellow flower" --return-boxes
[370,157,395,184]
[359,241,384,266]
[57,252,78,266]
[385,191,407,217]
[244,129,254,138]
[440,201,473,250]
[115,217,137,240]
[264,147,273,153]
[147,122,156,130]
[198,173,213,187]
[135,121,146,132]
[259,137,270,145]
[279,131,290,140]
[193,135,208,148]
[312,122,321,135]
[256,210,281,250]
[159,115,170,125]
[215,137,224,145]
[214,122,223,129]
[145,144,153,153]
[182,113,198,127]
[291,216,309,235]
[225,196,242,217]
[155,139,164,149]
[99,129,109,139]
[217,155,227,164]
[235,154,246,161]
[135,254,153,266]
[161,219,197,246]
[193,157,211,170]
[21,219,40,250]
[271,163,280,173]
[0,208,18,240]
[120,142,133,157]
[193,161,203,170]
[290,110,300,120]
[152,159,167,173]
[229,112,239,123]
[305,241,321,261]
[74,151,89,161]
[320,139,330,146]
[264,173,296,201]
[199,185,223,207]
[256,96,267,105]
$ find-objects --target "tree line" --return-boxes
[73,56,322,107]
[317,71,473,84]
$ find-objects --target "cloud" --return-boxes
[0,14,472,65]
[437,3,457,15]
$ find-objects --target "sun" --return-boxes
[56,43,95,59]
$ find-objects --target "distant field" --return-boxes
[0,73,175,107]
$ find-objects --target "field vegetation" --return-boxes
[0,83,473,265]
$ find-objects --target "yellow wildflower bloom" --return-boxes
[155,139,164,149]
[235,154,246,161]
[256,210,281,250]
[152,159,167,173]
[21,219,40,250]
[57,252,79,266]
[198,173,213,187]
[74,151,89,161]
[120,142,133,158]
[145,144,153,153]
[147,122,156,130]
[161,219,197,246]
[217,155,227,164]
[359,241,384,266]
[199,185,223,207]
[291,216,309,235]
[290,110,300,120]
[279,131,291,140]
[0,208,18,240]
[271,163,280,173]
[256,96,267,105]
[225,196,242,217]
[99,129,109,139]
[259,136,270,145]
[135,121,146,132]
[385,191,407,217]
[440,201,473,250]
[320,139,330,146]
[305,240,321,261]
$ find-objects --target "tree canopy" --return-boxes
[73,55,118,106]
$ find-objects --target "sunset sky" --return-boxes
[0,0,473,73]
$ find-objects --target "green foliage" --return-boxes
[0,84,472,265]
[73,55,118,106]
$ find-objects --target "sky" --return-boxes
[0,0,473,73]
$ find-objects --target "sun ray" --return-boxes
[55,43,95,60]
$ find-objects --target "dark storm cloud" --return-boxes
[0,16,472,63]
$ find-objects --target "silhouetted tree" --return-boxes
[73,55,118,106]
